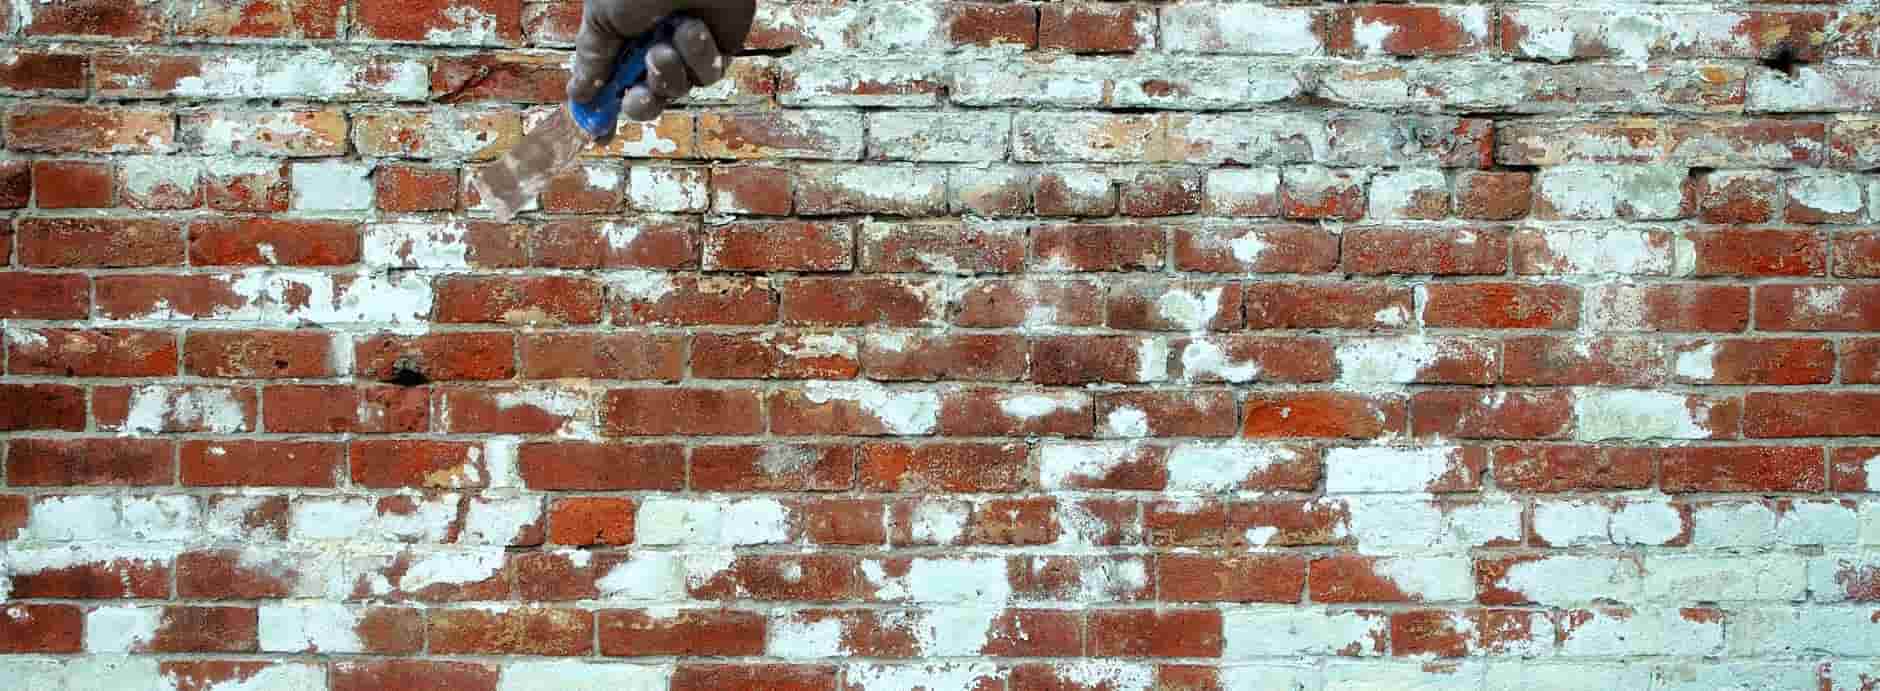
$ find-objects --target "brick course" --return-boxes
[2,0,1878,688]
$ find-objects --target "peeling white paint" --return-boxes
[290,160,373,211]
[1154,287,1223,331]
[907,500,969,545]
[1039,443,1138,489]
[1325,446,1461,493]
[1134,337,1169,382]
[1166,443,1294,491]
[85,606,162,653]
[803,381,940,435]
[1675,342,1718,381]
[395,548,506,593]
[1574,389,1713,440]
[1102,406,1150,438]
[121,386,247,435]
[1180,338,1261,383]
[997,392,1079,420]
[258,604,365,653]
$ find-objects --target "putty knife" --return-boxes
[472,16,683,222]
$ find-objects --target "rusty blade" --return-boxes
[472,106,594,223]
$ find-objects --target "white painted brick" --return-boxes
[290,160,374,211]
[1778,500,1859,546]
[1531,499,1611,547]
[1322,661,1483,690]
[1650,663,1817,691]
[495,662,669,691]
[1555,606,1723,657]
[1163,4,1324,55]
[1641,555,1805,603]
[1485,663,1651,691]
[1689,500,1777,548]
[1610,499,1683,546]
[1223,607,1386,658]
[867,111,1011,162]
[1488,555,1643,606]
[1809,554,1880,603]
[1344,496,1521,553]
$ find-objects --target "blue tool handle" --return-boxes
[569,15,684,139]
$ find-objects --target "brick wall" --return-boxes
[2,0,1879,688]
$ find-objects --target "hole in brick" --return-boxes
[1761,44,1805,78]
[384,364,431,387]
[274,359,290,370]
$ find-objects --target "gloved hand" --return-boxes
[568,0,756,122]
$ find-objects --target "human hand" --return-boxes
[568,0,756,122]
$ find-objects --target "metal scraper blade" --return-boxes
[472,106,596,223]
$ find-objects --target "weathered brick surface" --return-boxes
[0,1,1873,686]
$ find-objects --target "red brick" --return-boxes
[512,551,597,601]
[1147,499,1228,547]
[200,161,291,211]
[1846,339,1880,383]
[692,444,855,491]
[1502,335,1664,386]
[1835,230,1880,277]
[183,330,333,378]
[954,279,1103,328]
[538,162,624,213]
[602,388,763,436]
[0,161,28,207]
[1158,555,1308,603]
[21,0,165,39]
[1105,281,1242,331]
[519,333,684,381]
[1173,225,1340,274]
[332,661,498,691]
[1594,283,1751,332]
[1228,499,1353,547]
[0,50,87,94]
[545,497,635,546]
[966,497,1063,546]
[1833,447,1880,491]
[0,272,87,319]
[355,332,516,382]
[433,275,604,326]
[859,220,1026,274]
[31,160,115,208]
[698,111,860,160]
[1041,3,1148,53]
[690,555,861,601]
[1660,445,1826,492]
[1165,336,1336,384]
[350,440,486,489]
[375,164,458,211]
[780,277,941,326]
[600,609,768,657]
[1455,171,1531,220]
[177,549,320,599]
[1671,338,1834,385]
[0,495,26,540]
[612,274,777,326]
[92,274,249,320]
[262,384,429,433]
[18,217,182,267]
[9,550,170,598]
[1282,167,1366,220]
[949,2,1037,47]
[862,332,1026,382]
[1091,609,1224,658]
[1696,172,1780,224]
[7,437,172,486]
[356,0,521,43]
[518,442,686,490]
[1413,391,1574,440]
[182,440,340,487]
[672,665,839,691]
[173,0,344,39]
[1243,282,1415,329]
[1242,392,1408,439]
[1097,390,1237,437]
[694,331,860,380]
[1030,334,1163,384]
[531,218,699,269]
[860,442,1028,492]
[1342,227,1510,275]
[711,163,795,215]
[1423,283,1581,329]
[189,218,358,266]
[937,388,1094,438]
[6,104,174,153]
[1746,392,1880,437]
[1119,169,1202,216]
[706,220,854,271]
[1758,284,1880,331]
[430,52,564,103]
[9,328,176,377]
[0,605,83,653]
[1686,228,1825,276]
[1331,6,1490,55]
[1032,223,1166,271]
[93,385,257,433]
[116,606,258,653]
[1493,445,1654,492]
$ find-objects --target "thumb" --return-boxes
[568,7,651,103]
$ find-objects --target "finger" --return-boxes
[687,0,758,57]
[568,11,627,102]
[673,17,725,85]
[621,85,669,122]
[645,42,689,100]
